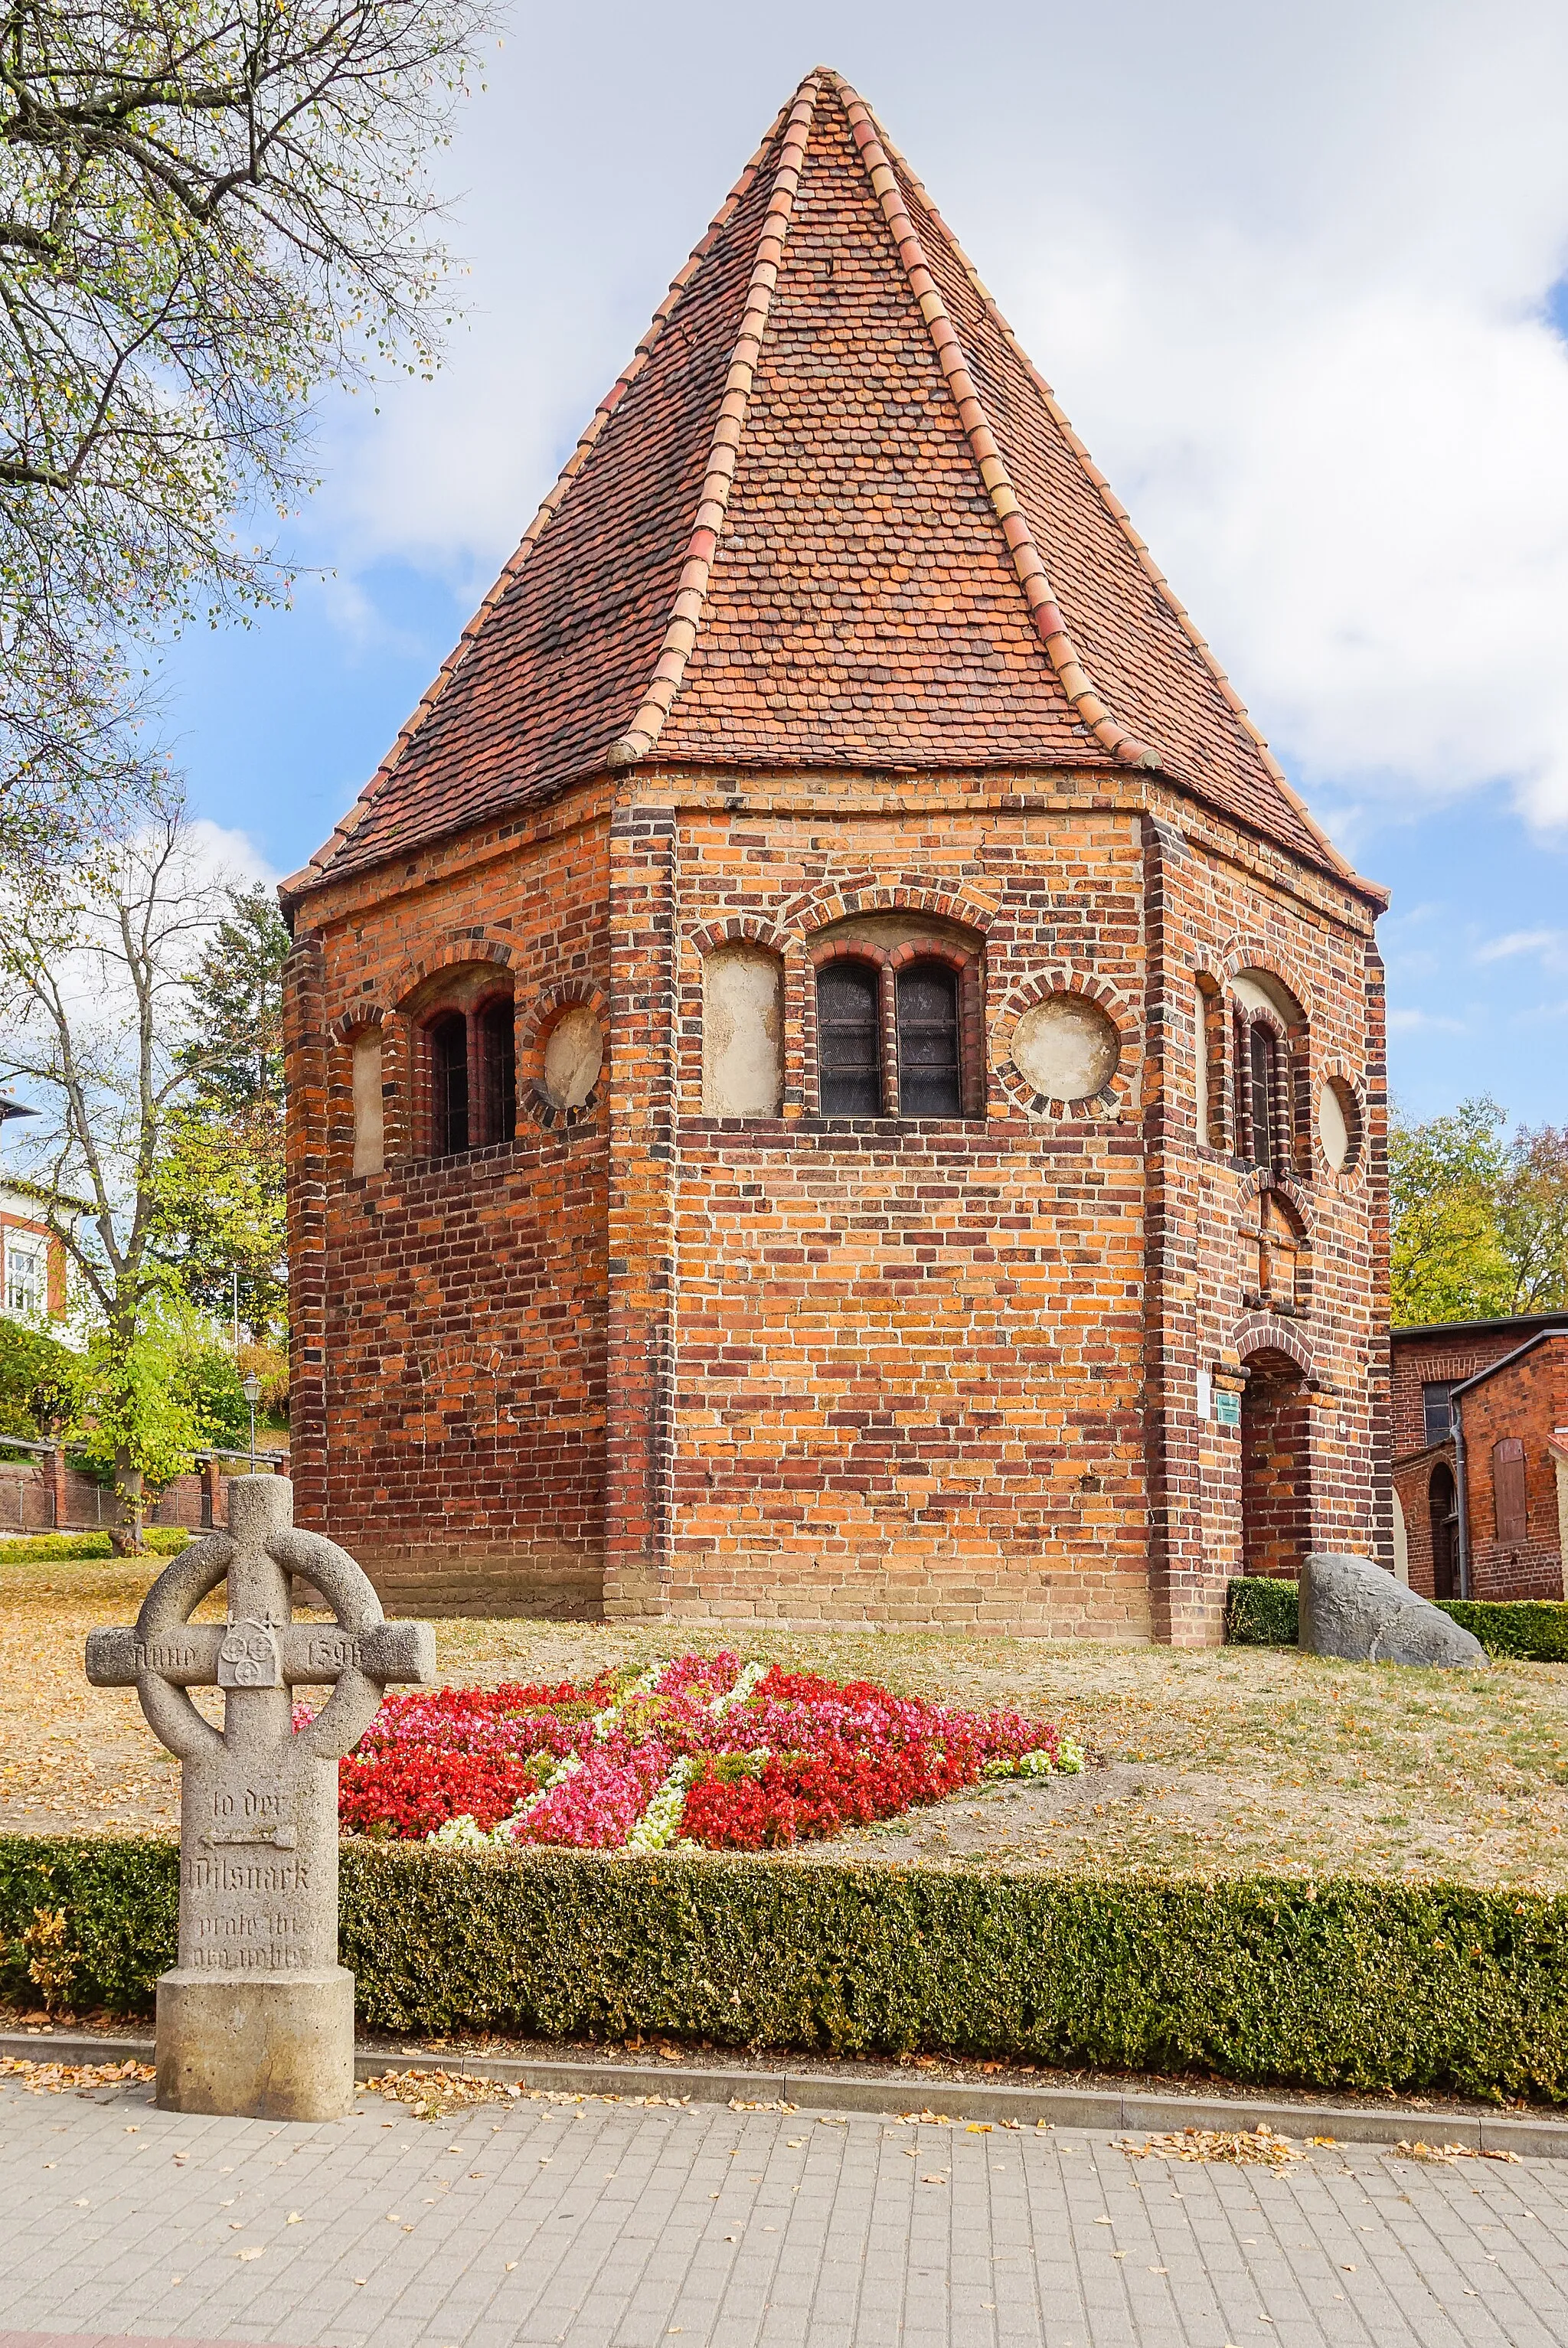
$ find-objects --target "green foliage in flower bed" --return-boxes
[5,1834,1568,2103]
[0,1528,190,1564]
[1225,1576,1568,1662]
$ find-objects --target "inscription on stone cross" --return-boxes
[86,1477,433,2121]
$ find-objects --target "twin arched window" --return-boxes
[817,956,964,1119]
[701,931,977,1122]
[425,991,516,1159]
[1244,1018,1283,1177]
[1197,969,1303,1177]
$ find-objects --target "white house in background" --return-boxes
[0,1097,78,1326]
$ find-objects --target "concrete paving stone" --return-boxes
[14,2095,1568,2348]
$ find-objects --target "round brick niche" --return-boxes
[1011,993,1120,1102]
[542,1007,603,1110]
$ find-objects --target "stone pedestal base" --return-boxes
[155,1967,357,2120]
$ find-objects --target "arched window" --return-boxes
[430,1012,469,1158]
[897,960,961,1118]
[817,961,882,1116]
[1230,969,1305,1175]
[480,999,517,1144]
[1248,1021,1280,1175]
[419,979,516,1160]
[1429,1461,1459,1599]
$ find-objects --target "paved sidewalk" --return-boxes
[4,2071,1568,2348]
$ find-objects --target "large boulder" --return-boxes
[1298,1552,1488,1668]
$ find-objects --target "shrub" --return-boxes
[1225,1577,1299,1645]
[0,1527,191,1564]
[5,1834,1568,2104]
[1223,1576,1568,1662]
[1436,1601,1568,1664]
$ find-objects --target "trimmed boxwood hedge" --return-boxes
[1225,1576,1301,1646]
[1439,1600,1568,1663]
[0,1527,190,1565]
[1225,1576,1568,1661]
[5,1834,1568,2104]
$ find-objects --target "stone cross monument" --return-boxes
[86,1476,433,2121]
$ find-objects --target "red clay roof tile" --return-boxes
[291,69,1370,900]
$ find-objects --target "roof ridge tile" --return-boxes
[606,73,822,769]
[832,73,1158,776]
[283,95,796,897]
[847,86,1377,897]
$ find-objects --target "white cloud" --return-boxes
[174,818,279,896]
[1387,1008,1468,1036]
[286,0,1568,823]
[1473,929,1568,970]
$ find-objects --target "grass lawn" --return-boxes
[5,1554,1567,1891]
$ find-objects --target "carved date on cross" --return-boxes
[86,1477,433,2119]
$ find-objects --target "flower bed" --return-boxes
[327,1653,1082,1853]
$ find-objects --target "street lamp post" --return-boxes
[241,1371,260,1467]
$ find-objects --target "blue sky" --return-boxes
[156,0,1568,1128]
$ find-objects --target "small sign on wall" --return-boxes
[1214,1386,1241,1429]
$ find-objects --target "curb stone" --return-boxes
[3,2030,1563,2158]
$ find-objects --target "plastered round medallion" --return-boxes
[1318,1076,1359,1172]
[1011,994,1120,1102]
[541,1007,603,1110]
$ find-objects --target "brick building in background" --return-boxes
[281,69,1391,1640]
[1392,1315,1568,1602]
[0,1099,73,1326]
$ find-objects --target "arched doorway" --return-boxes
[1429,1461,1459,1599]
[1240,1346,1311,1579]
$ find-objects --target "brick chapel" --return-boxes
[280,68,1393,1642]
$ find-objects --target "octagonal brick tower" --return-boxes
[280,67,1391,1643]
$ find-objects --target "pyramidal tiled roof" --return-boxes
[292,70,1371,898]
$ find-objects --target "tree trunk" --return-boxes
[109,1453,145,1556]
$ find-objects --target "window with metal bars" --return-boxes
[429,1013,469,1157]
[816,961,882,1116]
[480,1000,517,1144]
[1236,1016,1286,1176]
[897,960,962,1118]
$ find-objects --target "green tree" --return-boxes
[1496,1124,1568,1314]
[0,801,266,1545]
[1390,1098,1568,1324]
[0,1316,81,1445]
[1389,1098,1511,1326]
[68,1299,208,1502]
[176,886,288,1114]
[0,0,497,854]
[153,883,289,1329]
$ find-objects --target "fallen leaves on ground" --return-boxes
[0,2054,153,2093]
[1393,2139,1521,2163]
[1122,2124,1305,2167]
[358,2068,692,2121]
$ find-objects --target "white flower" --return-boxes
[708,1660,768,1719]
[626,1755,698,1851]
[426,1814,505,1851]
[590,1664,663,1744]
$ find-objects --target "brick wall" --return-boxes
[285,759,1387,1638]
[1390,1322,1566,1457]
[1393,1442,1453,1600]
[1459,1335,1566,1601]
[603,763,1385,1640]
[285,788,612,1614]
[1135,798,1389,1638]
[0,1458,276,1535]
